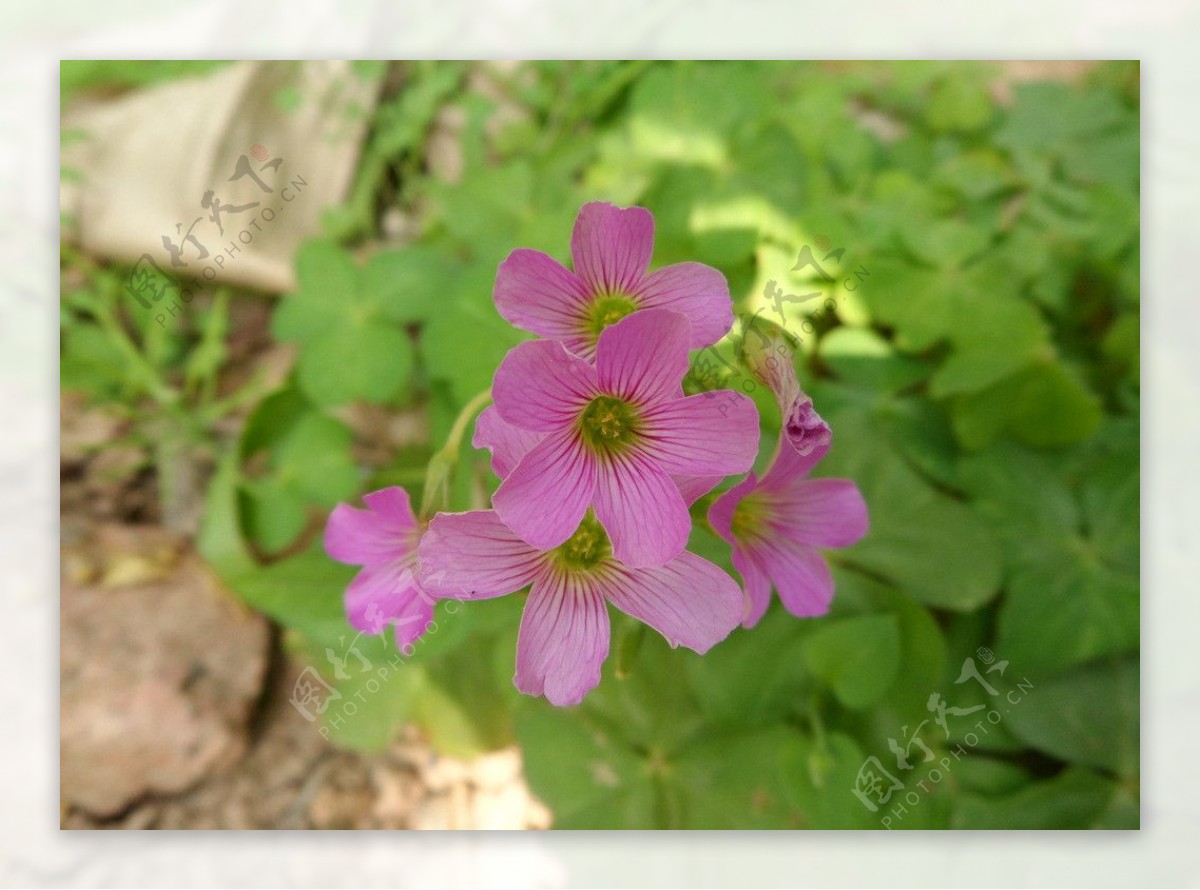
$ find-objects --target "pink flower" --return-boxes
[418,510,743,706]
[493,202,734,360]
[708,330,868,626]
[324,486,436,648]
[490,308,759,568]
[473,404,724,507]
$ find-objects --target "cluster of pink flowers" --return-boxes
[325,203,868,706]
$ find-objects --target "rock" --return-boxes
[422,753,470,792]
[407,793,454,831]
[60,524,271,818]
[469,784,531,831]
[467,747,522,790]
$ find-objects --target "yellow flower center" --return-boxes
[584,293,639,339]
[579,395,641,457]
[552,513,612,571]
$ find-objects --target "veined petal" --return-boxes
[759,421,832,490]
[344,559,434,643]
[593,453,689,568]
[594,308,691,405]
[472,405,544,480]
[418,510,546,600]
[493,248,591,338]
[493,428,596,551]
[634,261,733,348]
[570,202,654,295]
[642,392,760,476]
[757,538,835,618]
[767,478,869,548]
[493,339,598,432]
[514,568,610,706]
[673,474,723,507]
[707,472,758,543]
[362,486,418,529]
[731,545,772,628]
[325,486,417,567]
[599,551,741,653]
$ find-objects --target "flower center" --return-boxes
[731,495,768,541]
[579,395,641,456]
[552,512,612,571]
[584,292,639,339]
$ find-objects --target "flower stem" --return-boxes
[421,387,493,516]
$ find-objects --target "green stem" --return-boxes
[444,388,494,456]
[420,387,493,515]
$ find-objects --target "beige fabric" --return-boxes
[61,60,379,294]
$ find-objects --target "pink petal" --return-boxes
[707,472,759,543]
[417,510,546,601]
[594,308,692,404]
[472,405,544,480]
[361,486,418,528]
[673,474,723,506]
[594,308,692,405]
[740,327,832,470]
[344,559,436,648]
[731,546,773,628]
[493,248,591,339]
[593,453,690,568]
[599,551,742,653]
[514,569,610,706]
[641,392,760,476]
[782,395,832,463]
[493,428,596,551]
[493,339,598,432]
[325,487,417,567]
[757,539,835,618]
[633,261,733,348]
[570,202,654,295]
[759,421,833,490]
[768,478,869,548]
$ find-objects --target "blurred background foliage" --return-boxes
[60,60,1139,829]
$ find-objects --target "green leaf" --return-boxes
[813,384,1004,611]
[952,767,1131,829]
[197,445,257,578]
[224,546,355,648]
[862,257,1050,398]
[925,76,994,134]
[900,218,990,268]
[684,606,815,728]
[422,266,529,404]
[272,412,361,507]
[996,82,1128,156]
[295,322,414,407]
[779,731,950,829]
[273,240,359,343]
[803,614,901,710]
[960,441,1138,677]
[362,246,458,324]
[672,728,805,828]
[819,326,930,394]
[951,359,1102,449]
[241,482,308,553]
[514,704,651,829]
[1004,657,1139,778]
[831,568,948,720]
